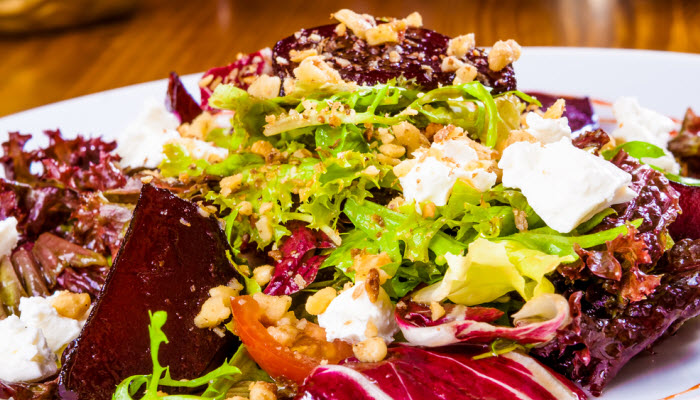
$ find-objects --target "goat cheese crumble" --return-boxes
[525,112,572,144]
[0,315,58,383]
[398,138,496,207]
[499,138,637,233]
[612,97,680,174]
[318,281,398,344]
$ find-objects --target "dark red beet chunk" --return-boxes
[58,184,240,400]
[273,23,516,93]
[669,181,700,241]
[166,71,203,124]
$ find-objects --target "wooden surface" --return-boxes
[1,0,700,117]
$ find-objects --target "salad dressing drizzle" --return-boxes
[660,383,700,400]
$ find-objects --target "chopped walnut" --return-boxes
[424,122,444,141]
[388,50,401,63]
[332,9,376,39]
[513,209,529,232]
[352,337,388,362]
[440,55,465,73]
[220,174,243,197]
[250,140,281,163]
[376,127,395,144]
[293,56,345,86]
[352,252,392,284]
[543,99,566,119]
[305,287,337,315]
[404,11,423,27]
[249,381,277,400]
[433,124,465,142]
[267,324,299,347]
[252,292,292,325]
[393,158,416,178]
[447,33,475,58]
[255,215,274,243]
[392,121,428,153]
[178,111,216,140]
[334,23,347,36]
[376,153,401,166]
[238,201,253,216]
[488,39,522,71]
[194,285,239,329]
[495,129,538,154]
[51,291,91,320]
[289,48,319,63]
[365,20,406,46]
[453,64,478,84]
[282,77,296,94]
[247,75,281,100]
[253,265,274,286]
[421,201,436,218]
[378,143,406,158]
[364,268,381,303]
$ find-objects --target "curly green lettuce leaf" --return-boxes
[113,311,257,400]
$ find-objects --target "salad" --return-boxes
[1,8,699,400]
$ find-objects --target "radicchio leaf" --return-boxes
[396,294,571,347]
[297,345,586,400]
[273,23,516,93]
[165,71,203,124]
[263,223,334,295]
[532,238,700,396]
[668,108,700,178]
[199,48,273,110]
[668,181,700,240]
[527,92,599,134]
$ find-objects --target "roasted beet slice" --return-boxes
[58,185,240,400]
[669,181,700,241]
[166,71,203,124]
[273,23,516,93]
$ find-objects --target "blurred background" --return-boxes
[1,0,699,117]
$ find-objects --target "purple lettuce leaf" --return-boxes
[396,295,571,347]
[199,48,273,110]
[571,129,610,155]
[273,23,516,93]
[595,152,680,264]
[668,181,700,241]
[263,222,334,296]
[1,130,127,191]
[533,238,700,396]
[165,71,203,124]
[668,108,700,178]
[526,92,599,134]
[297,345,586,400]
[0,379,57,400]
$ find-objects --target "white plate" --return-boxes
[0,48,699,400]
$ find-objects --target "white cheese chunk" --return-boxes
[399,139,496,207]
[0,315,57,383]
[525,112,572,144]
[0,216,19,259]
[117,99,180,169]
[318,281,398,344]
[612,97,680,173]
[499,138,637,233]
[19,292,87,353]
